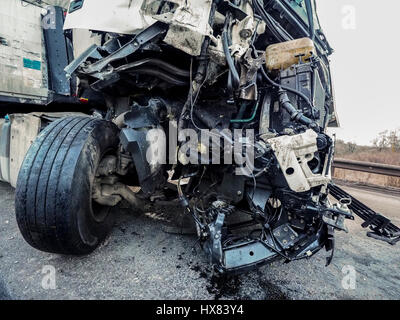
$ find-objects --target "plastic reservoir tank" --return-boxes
[265,37,316,71]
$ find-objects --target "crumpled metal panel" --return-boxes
[64,0,213,56]
[157,0,213,56]
[63,0,156,35]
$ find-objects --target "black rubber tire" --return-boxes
[15,116,120,255]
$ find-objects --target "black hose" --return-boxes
[323,102,330,129]
[116,58,190,78]
[253,0,281,41]
[195,1,217,83]
[305,0,315,41]
[251,43,318,129]
[178,2,217,132]
[260,66,315,110]
[128,68,188,86]
[253,0,292,42]
[222,33,240,89]
[227,70,234,100]
[279,90,317,129]
[222,14,240,90]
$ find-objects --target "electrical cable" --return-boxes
[260,66,315,110]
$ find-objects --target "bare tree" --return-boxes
[373,129,400,151]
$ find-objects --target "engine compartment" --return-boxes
[63,0,354,273]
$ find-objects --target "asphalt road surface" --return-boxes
[0,181,399,300]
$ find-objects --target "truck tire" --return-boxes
[15,116,120,255]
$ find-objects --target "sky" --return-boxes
[316,0,400,145]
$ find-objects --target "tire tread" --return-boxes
[15,116,114,254]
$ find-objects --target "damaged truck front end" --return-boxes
[14,0,399,274]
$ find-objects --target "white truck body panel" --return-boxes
[0,0,49,103]
[0,0,70,104]
[63,0,156,35]
[64,0,213,56]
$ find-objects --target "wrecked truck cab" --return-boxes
[14,0,399,274]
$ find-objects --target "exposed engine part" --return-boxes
[93,177,144,210]
[267,129,331,193]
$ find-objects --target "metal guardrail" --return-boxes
[333,158,400,178]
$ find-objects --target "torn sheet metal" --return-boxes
[155,0,213,56]
[209,1,265,65]
[64,0,157,35]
